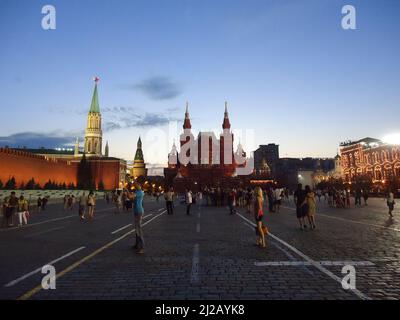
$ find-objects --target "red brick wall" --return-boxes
[88,159,122,190]
[0,149,124,190]
[0,148,78,187]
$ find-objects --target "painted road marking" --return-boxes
[236,211,371,300]
[4,246,86,287]
[281,206,400,232]
[18,211,166,300]
[110,213,153,235]
[190,243,200,284]
[110,224,132,235]
[196,223,200,233]
[255,261,374,266]
[0,215,75,232]
[0,207,116,232]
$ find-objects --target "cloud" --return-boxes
[103,109,181,131]
[132,76,182,100]
[0,131,80,149]
[46,104,182,132]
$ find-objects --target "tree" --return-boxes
[5,177,16,189]
[98,180,105,191]
[25,178,36,190]
[0,179,3,189]
[44,179,56,190]
[19,182,25,190]
[77,154,94,190]
[68,182,76,190]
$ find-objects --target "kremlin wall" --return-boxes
[0,147,78,187]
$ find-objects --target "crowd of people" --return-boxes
[0,192,50,228]
[1,183,396,256]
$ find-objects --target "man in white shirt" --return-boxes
[274,188,282,213]
[185,189,193,215]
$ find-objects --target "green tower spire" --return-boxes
[134,137,144,161]
[89,79,100,113]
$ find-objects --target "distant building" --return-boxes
[131,137,147,178]
[164,102,250,190]
[340,137,400,183]
[275,157,335,189]
[254,144,279,177]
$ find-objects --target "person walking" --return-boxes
[63,195,68,210]
[386,189,395,218]
[37,196,42,213]
[197,191,203,207]
[294,184,308,230]
[67,195,73,210]
[274,187,282,213]
[17,195,29,227]
[115,192,122,213]
[355,188,362,207]
[78,192,86,220]
[87,191,96,220]
[228,188,236,215]
[316,189,322,202]
[185,189,193,215]
[363,189,369,206]
[254,186,266,248]
[42,196,48,210]
[164,187,174,215]
[7,192,18,227]
[133,184,145,254]
[246,188,253,213]
[305,186,316,229]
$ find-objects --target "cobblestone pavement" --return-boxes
[0,196,399,300]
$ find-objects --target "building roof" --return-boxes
[340,137,382,147]
[11,148,74,155]
[89,83,100,113]
[134,137,144,161]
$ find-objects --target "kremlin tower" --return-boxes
[84,77,103,157]
[131,137,147,178]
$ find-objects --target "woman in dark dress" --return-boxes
[294,184,308,230]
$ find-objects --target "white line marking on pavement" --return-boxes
[281,206,400,232]
[255,261,374,267]
[158,208,164,212]
[243,221,253,228]
[236,211,371,300]
[4,246,86,287]
[196,223,200,233]
[111,224,132,235]
[240,218,314,276]
[110,214,152,235]
[24,226,66,238]
[0,207,118,232]
[0,215,75,232]
[191,243,200,284]
[18,211,166,300]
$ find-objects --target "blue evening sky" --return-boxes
[0,0,399,164]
